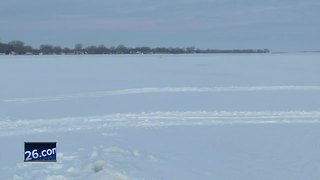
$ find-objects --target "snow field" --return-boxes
[1,53,320,179]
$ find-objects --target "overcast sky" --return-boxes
[0,0,319,51]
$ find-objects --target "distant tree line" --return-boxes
[0,40,270,55]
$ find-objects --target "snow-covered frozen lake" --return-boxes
[1,53,320,179]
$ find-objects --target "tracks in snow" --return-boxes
[1,111,320,136]
[3,86,320,103]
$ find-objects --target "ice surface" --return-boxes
[1,53,320,179]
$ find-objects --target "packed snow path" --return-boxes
[1,111,320,136]
[3,86,320,103]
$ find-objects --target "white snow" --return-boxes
[1,111,320,137]
[3,85,320,103]
[1,53,320,179]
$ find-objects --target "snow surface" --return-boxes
[1,53,320,179]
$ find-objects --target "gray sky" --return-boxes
[0,0,319,51]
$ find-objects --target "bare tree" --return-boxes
[74,43,83,54]
[40,44,54,55]
[8,41,25,54]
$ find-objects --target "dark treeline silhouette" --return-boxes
[0,40,270,55]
